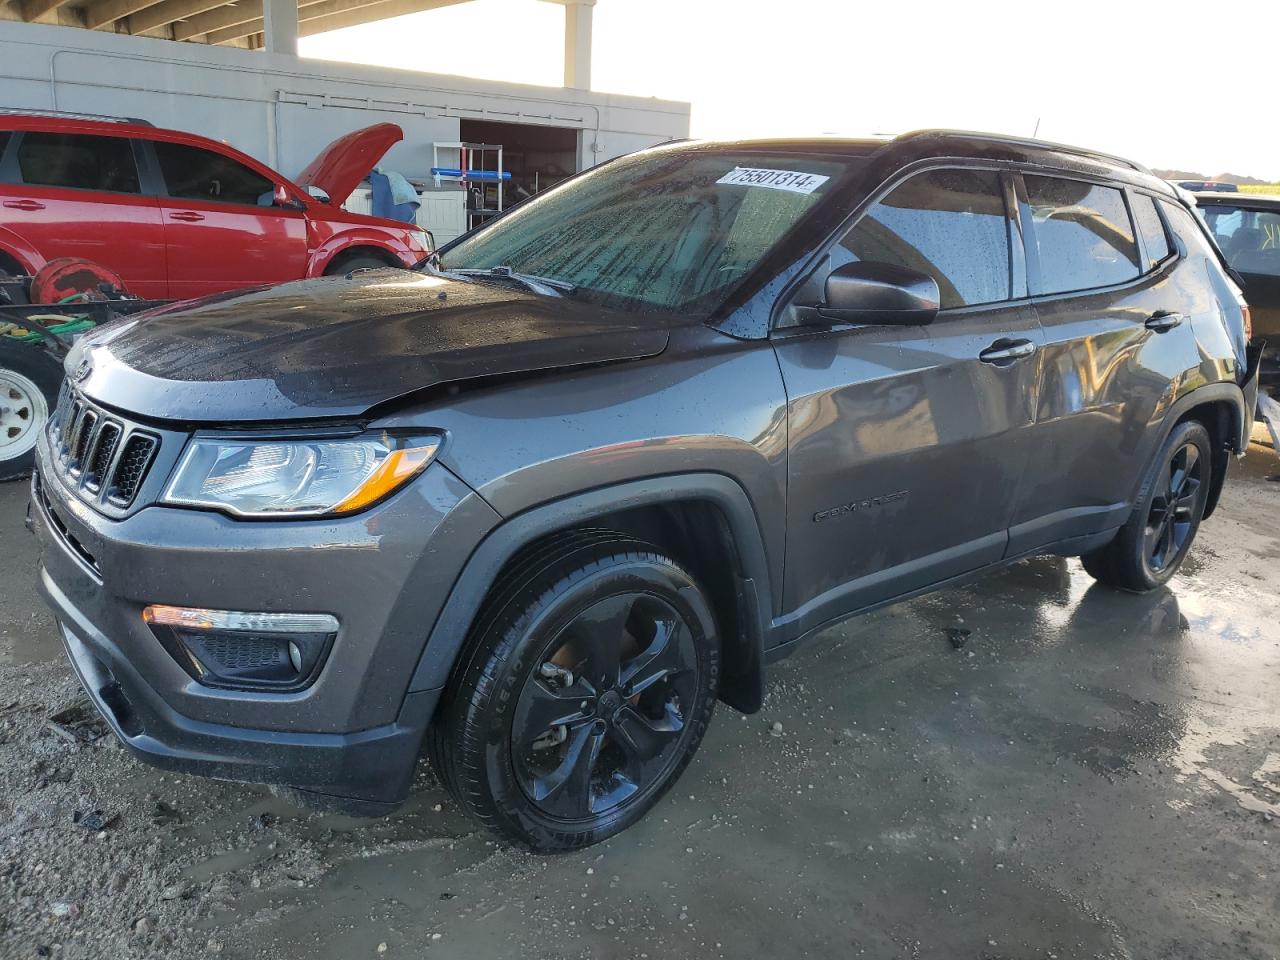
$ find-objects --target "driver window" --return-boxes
[834,168,1012,309]
[153,140,275,207]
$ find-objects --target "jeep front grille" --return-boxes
[49,390,160,509]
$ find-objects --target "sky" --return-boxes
[301,0,1280,181]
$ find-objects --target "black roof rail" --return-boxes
[892,129,1150,175]
[0,108,153,127]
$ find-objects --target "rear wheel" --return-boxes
[429,533,719,850]
[1081,420,1212,592]
[0,340,61,482]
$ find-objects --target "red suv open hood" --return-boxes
[293,122,403,206]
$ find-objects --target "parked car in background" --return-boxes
[0,111,433,301]
[1175,180,1238,193]
[1196,192,1280,346]
[1196,192,1280,398]
[30,132,1259,851]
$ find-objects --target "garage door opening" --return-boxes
[457,119,579,226]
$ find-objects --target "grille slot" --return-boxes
[57,399,81,454]
[107,434,157,507]
[83,422,121,492]
[46,390,162,512]
[69,408,96,467]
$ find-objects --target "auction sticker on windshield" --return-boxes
[717,167,830,194]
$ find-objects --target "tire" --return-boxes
[323,253,390,277]
[429,531,720,851]
[0,339,62,482]
[1081,420,1212,592]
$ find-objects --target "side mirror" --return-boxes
[273,184,303,209]
[821,261,940,325]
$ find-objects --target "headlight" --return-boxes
[408,229,431,251]
[163,433,439,518]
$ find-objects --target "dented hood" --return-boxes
[293,122,403,206]
[71,270,673,423]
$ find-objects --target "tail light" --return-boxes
[1242,303,1253,341]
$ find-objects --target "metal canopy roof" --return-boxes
[1,0,474,48]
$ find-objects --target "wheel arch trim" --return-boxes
[1137,381,1248,521]
[408,473,775,712]
[0,230,44,276]
[307,233,414,276]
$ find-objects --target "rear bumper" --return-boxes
[43,569,436,812]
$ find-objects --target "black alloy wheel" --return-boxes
[512,591,699,821]
[1145,440,1203,573]
[1081,420,1212,592]
[429,532,719,850]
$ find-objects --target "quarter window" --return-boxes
[16,132,140,194]
[1131,194,1171,269]
[1024,175,1140,295]
[837,168,1011,309]
[153,141,274,206]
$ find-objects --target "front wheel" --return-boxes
[429,533,720,850]
[322,253,390,276]
[0,340,62,482]
[1081,420,1212,592]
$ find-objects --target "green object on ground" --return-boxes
[0,316,97,343]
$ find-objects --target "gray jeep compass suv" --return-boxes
[29,131,1260,850]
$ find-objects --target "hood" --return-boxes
[293,123,403,206]
[71,270,674,423]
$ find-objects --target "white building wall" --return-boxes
[0,21,690,185]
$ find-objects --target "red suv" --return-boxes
[0,111,431,301]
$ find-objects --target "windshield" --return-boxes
[442,149,857,316]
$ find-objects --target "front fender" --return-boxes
[306,229,419,276]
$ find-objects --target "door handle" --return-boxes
[1145,311,1185,332]
[3,199,45,211]
[168,211,205,222]
[979,338,1037,365]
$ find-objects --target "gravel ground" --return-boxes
[1,447,1279,960]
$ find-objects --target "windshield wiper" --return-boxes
[449,266,577,297]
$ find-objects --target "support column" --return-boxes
[262,0,299,55]
[541,0,595,90]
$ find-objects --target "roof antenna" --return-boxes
[1032,117,1041,138]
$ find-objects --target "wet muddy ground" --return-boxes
[2,449,1279,960]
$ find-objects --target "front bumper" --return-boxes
[31,435,501,810]
[44,571,433,813]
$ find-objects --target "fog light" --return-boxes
[142,605,338,692]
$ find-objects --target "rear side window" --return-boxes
[16,132,140,194]
[1024,175,1140,295]
[153,141,273,206]
[1199,203,1280,278]
[837,168,1011,309]
[1131,194,1171,269]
